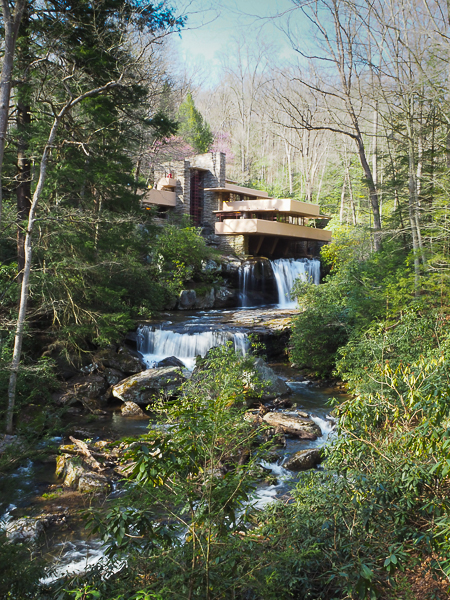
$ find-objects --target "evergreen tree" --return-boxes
[177,92,213,153]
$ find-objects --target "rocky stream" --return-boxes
[0,257,346,584]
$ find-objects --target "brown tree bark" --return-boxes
[0,0,26,228]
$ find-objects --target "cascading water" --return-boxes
[239,262,254,307]
[270,258,320,308]
[137,325,249,369]
[238,259,277,307]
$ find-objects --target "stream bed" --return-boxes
[0,258,344,583]
[0,378,344,583]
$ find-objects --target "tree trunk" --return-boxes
[406,126,420,291]
[346,165,357,226]
[6,77,122,434]
[0,0,26,229]
[16,5,32,282]
[354,130,382,250]
[16,100,31,282]
[284,139,294,195]
[339,177,346,224]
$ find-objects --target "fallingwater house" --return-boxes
[141,152,331,258]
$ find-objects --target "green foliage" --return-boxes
[0,533,46,599]
[83,345,274,599]
[336,308,449,396]
[177,93,213,154]
[150,220,218,299]
[290,278,349,377]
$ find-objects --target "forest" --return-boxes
[1,0,450,598]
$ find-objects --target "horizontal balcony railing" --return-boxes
[215,218,332,241]
[219,198,321,217]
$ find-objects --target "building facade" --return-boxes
[142,151,331,258]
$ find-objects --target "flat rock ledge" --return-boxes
[112,367,186,404]
[245,410,322,440]
[262,412,322,439]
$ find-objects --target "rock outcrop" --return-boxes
[157,356,185,368]
[252,358,291,401]
[194,288,215,309]
[262,412,322,440]
[284,448,323,471]
[178,289,197,310]
[121,401,147,417]
[112,367,185,404]
[53,373,108,413]
[214,287,239,308]
[94,346,145,375]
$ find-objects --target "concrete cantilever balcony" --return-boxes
[156,176,177,190]
[141,189,176,208]
[219,198,322,217]
[215,218,332,242]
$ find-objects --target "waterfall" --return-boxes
[137,325,249,369]
[270,258,320,308]
[239,262,254,307]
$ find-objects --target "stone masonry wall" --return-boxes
[218,234,248,256]
[190,152,226,231]
[154,159,190,219]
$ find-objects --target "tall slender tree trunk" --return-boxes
[284,139,294,195]
[406,116,420,291]
[339,177,346,224]
[16,4,31,282]
[372,104,378,190]
[16,100,31,282]
[0,0,26,229]
[346,163,357,225]
[353,128,382,250]
[6,78,122,434]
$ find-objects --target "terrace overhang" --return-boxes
[204,182,269,198]
[141,189,177,208]
[215,218,332,242]
[217,198,326,218]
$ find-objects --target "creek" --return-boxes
[0,257,343,583]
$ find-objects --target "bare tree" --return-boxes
[0,0,26,229]
[220,37,271,181]
[279,0,382,249]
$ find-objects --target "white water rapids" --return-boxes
[239,258,321,309]
[271,258,320,308]
[137,325,249,369]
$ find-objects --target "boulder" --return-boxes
[178,289,197,310]
[221,259,242,286]
[78,473,109,494]
[157,356,185,368]
[112,367,185,404]
[53,373,108,409]
[201,259,220,273]
[194,288,215,309]
[121,402,147,417]
[6,517,46,543]
[262,412,322,440]
[94,346,144,375]
[104,367,125,386]
[56,455,87,488]
[56,453,111,493]
[214,287,239,308]
[251,358,291,402]
[284,449,323,471]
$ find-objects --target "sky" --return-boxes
[173,0,301,84]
